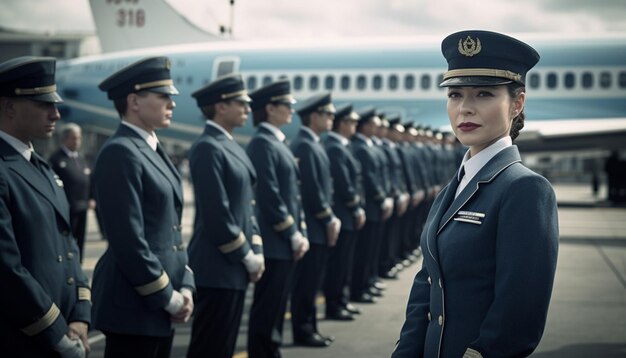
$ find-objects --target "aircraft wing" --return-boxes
[516,118,626,152]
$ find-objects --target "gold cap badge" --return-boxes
[458,36,482,57]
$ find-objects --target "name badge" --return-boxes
[453,210,485,225]
[53,174,64,188]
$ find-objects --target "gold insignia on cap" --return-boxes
[458,36,482,57]
[165,58,171,70]
[134,79,174,91]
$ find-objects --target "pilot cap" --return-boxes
[249,80,296,111]
[334,103,359,122]
[0,56,62,103]
[440,30,540,87]
[296,92,335,116]
[191,74,251,107]
[356,107,381,127]
[99,56,179,100]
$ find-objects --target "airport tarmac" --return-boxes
[81,182,626,358]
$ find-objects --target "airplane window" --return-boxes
[176,76,183,84]
[388,74,398,90]
[421,74,431,90]
[529,73,540,89]
[357,75,367,90]
[325,75,335,90]
[582,72,593,88]
[619,72,626,88]
[187,76,193,85]
[546,73,557,89]
[262,75,272,86]
[436,74,444,89]
[373,75,382,91]
[564,72,575,89]
[309,75,319,90]
[404,74,415,90]
[247,76,257,90]
[341,75,350,90]
[293,76,303,91]
[600,72,612,88]
[216,61,235,77]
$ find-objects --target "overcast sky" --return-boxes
[1,0,625,39]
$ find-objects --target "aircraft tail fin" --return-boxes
[89,0,222,53]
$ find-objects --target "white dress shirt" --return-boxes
[455,136,512,199]
[260,122,286,142]
[122,121,159,151]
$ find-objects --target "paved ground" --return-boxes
[81,183,626,357]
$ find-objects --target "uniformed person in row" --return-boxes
[49,123,93,263]
[92,56,195,358]
[350,107,393,303]
[186,74,264,358]
[393,30,558,357]
[378,114,410,280]
[322,103,365,321]
[289,92,341,347]
[0,56,91,357]
[245,80,309,358]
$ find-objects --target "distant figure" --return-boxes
[605,151,620,202]
[392,30,559,358]
[50,123,93,262]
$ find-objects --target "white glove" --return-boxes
[55,335,85,358]
[164,290,184,315]
[290,231,310,252]
[242,250,265,273]
[381,197,394,211]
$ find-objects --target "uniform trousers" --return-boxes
[103,330,174,358]
[379,214,401,275]
[291,242,328,339]
[248,258,295,358]
[187,287,246,358]
[350,221,383,298]
[323,229,358,311]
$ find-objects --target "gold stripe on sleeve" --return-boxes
[273,215,294,232]
[219,232,247,253]
[251,235,263,246]
[315,207,332,219]
[78,287,91,301]
[135,271,170,296]
[21,303,60,336]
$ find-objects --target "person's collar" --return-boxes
[0,130,32,160]
[206,120,233,140]
[301,126,320,142]
[61,145,78,158]
[355,133,373,147]
[260,122,286,142]
[328,131,349,146]
[122,121,159,151]
[458,136,512,182]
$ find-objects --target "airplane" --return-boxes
[54,0,626,157]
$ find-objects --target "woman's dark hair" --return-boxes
[507,82,526,141]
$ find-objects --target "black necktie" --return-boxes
[458,166,465,182]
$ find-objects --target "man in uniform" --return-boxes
[350,108,393,303]
[92,56,195,358]
[322,103,366,321]
[290,93,341,347]
[49,123,93,262]
[186,74,264,358]
[0,56,91,357]
[246,80,309,358]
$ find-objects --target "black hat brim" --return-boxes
[440,76,512,87]
[146,85,179,95]
[30,91,63,103]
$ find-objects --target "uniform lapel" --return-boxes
[207,125,257,183]
[436,146,522,235]
[118,125,183,204]
[0,139,70,226]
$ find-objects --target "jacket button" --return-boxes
[438,315,443,326]
[427,312,431,321]
[427,276,432,285]
[67,277,75,285]
[57,255,63,263]
[67,252,74,260]
[251,199,256,206]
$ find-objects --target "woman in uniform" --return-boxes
[392,30,559,358]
